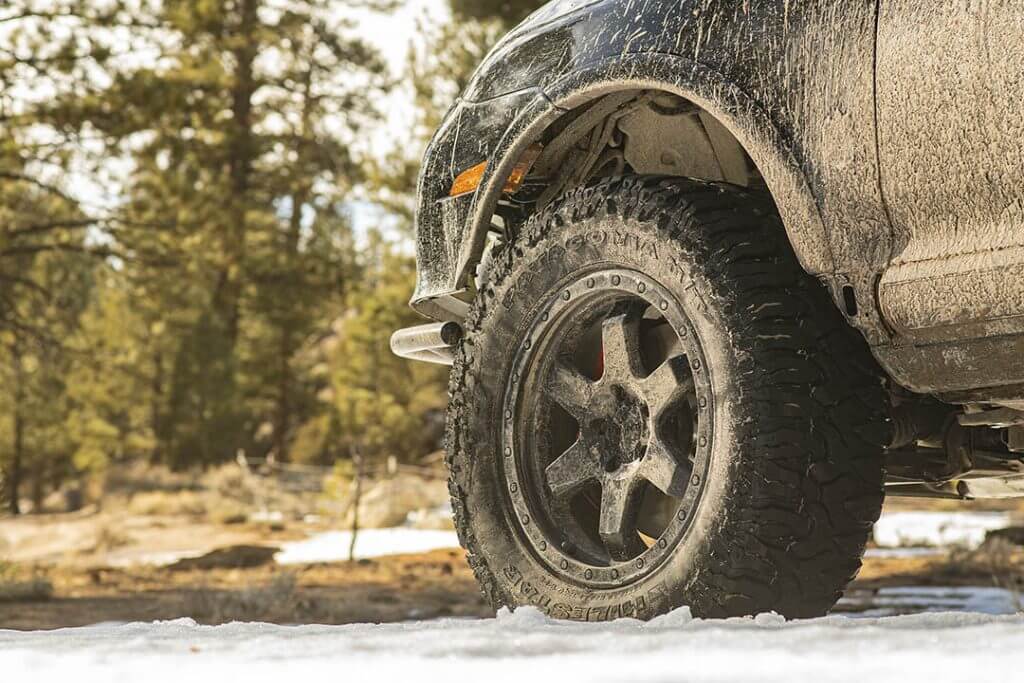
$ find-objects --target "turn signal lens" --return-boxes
[449,161,489,198]
[504,143,543,194]
[448,144,543,198]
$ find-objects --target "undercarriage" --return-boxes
[886,396,1024,499]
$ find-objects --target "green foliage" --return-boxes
[449,0,545,26]
[0,0,537,510]
[65,271,158,474]
[327,235,447,463]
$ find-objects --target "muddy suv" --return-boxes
[391,0,1024,620]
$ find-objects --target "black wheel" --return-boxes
[447,176,889,620]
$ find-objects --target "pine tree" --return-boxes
[0,110,94,511]
[326,233,448,464]
[449,0,542,26]
[30,0,392,467]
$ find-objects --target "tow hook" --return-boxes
[390,321,463,366]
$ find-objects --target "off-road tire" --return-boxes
[446,175,889,620]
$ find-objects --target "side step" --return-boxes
[390,322,463,366]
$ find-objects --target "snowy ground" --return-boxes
[269,510,1016,565]
[5,510,1022,679]
[839,586,1021,617]
[275,528,460,564]
[873,511,1012,549]
[3,606,1024,683]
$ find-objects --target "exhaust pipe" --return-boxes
[390,321,463,366]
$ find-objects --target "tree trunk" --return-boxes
[349,448,363,562]
[216,0,259,347]
[30,462,43,511]
[9,344,24,515]
[150,349,163,463]
[272,61,315,463]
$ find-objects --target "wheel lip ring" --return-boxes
[501,267,715,589]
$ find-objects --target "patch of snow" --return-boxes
[275,528,460,564]
[106,550,199,568]
[873,511,1011,549]
[3,608,1024,682]
[864,547,945,559]
[838,586,1021,617]
[405,501,454,528]
[249,510,285,523]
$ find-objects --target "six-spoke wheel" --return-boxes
[504,269,711,582]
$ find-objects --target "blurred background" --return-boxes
[1,0,1022,630]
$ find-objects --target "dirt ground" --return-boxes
[5,539,1024,631]
[0,548,489,630]
[3,487,1023,631]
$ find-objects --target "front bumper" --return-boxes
[411,90,540,316]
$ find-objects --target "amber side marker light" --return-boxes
[449,143,543,198]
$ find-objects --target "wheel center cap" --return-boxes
[585,386,649,471]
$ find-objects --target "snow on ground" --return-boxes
[873,511,1012,549]
[275,528,460,565]
[272,509,1014,566]
[863,547,944,558]
[3,607,1024,683]
[838,586,1021,617]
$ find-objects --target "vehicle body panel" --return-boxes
[873,0,1024,394]
[414,1,886,317]
[409,0,1024,401]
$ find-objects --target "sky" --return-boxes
[3,0,453,242]
[347,0,450,241]
[352,0,450,146]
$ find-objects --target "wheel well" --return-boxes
[495,90,766,232]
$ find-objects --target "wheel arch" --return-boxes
[422,53,836,318]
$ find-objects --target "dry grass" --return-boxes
[90,523,132,553]
[127,490,210,517]
[0,561,53,603]
[944,538,1024,609]
[0,577,54,603]
[185,572,300,623]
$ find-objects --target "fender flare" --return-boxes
[438,52,834,311]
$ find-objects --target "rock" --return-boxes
[983,526,1024,547]
[346,475,450,529]
[167,545,279,572]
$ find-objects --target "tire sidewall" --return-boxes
[451,203,746,620]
